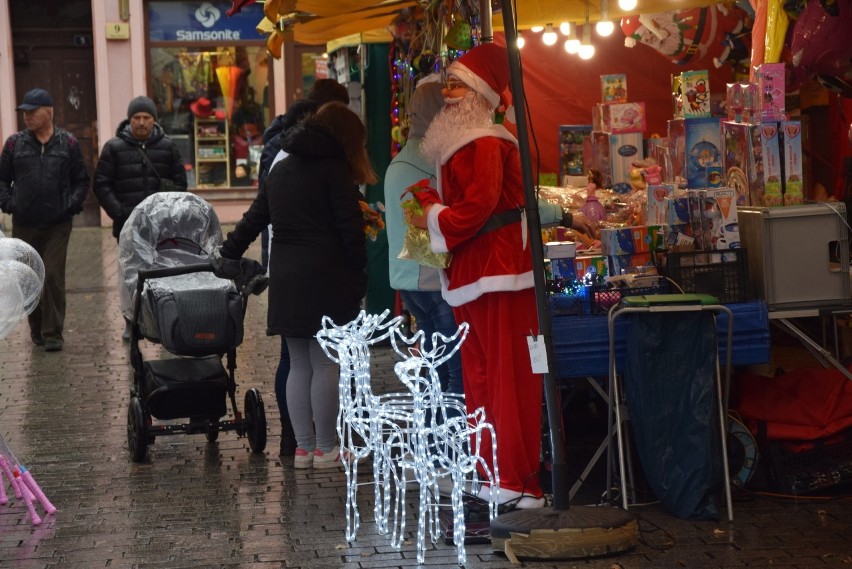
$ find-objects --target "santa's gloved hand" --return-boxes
[211,248,242,280]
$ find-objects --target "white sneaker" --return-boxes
[478,485,545,510]
[313,447,343,469]
[294,448,313,469]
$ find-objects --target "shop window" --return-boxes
[150,46,269,189]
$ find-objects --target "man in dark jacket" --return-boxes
[93,95,187,340]
[255,79,349,457]
[93,96,187,240]
[0,88,90,352]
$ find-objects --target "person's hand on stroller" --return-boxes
[212,248,243,280]
[235,259,268,296]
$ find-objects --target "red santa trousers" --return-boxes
[453,287,543,497]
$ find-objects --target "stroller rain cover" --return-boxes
[118,192,245,357]
[118,192,225,321]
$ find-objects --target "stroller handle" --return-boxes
[136,263,214,293]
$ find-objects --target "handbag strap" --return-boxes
[135,145,163,182]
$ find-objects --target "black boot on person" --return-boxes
[279,419,297,457]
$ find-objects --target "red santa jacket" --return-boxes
[426,125,533,306]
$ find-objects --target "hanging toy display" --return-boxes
[580,169,607,223]
[621,5,752,69]
[387,0,479,156]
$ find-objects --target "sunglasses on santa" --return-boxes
[444,77,468,91]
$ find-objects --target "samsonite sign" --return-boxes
[148,1,263,42]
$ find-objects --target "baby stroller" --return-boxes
[118,192,268,462]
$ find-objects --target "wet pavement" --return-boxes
[0,227,850,568]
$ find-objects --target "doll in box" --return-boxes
[580,169,607,223]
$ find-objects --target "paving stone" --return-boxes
[0,227,850,568]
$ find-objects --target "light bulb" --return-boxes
[618,0,638,11]
[596,21,615,36]
[516,34,525,49]
[565,39,581,54]
[530,25,544,33]
[542,24,557,46]
[579,44,596,59]
[559,22,572,36]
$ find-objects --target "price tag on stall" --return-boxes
[526,335,549,374]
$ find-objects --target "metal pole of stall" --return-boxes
[498,0,571,511]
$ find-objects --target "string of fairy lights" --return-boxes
[387,1,642,155]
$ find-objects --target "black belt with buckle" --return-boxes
[476,208,523,237]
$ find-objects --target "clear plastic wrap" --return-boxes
[117,192,225,320]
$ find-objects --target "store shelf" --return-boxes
[194,116,230,188]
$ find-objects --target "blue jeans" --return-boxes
[399,290,464,395]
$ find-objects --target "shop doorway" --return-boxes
[10,0,99,227]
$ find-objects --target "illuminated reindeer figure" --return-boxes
[390,322,498,566]
[316,310,412,542]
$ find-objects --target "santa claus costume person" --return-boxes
[413,42,545,509]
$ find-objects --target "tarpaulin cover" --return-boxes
[735,368,852,442]
[624,311,723,520]
[117,192,225,320]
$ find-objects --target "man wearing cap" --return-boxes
[415,43,566,509]
[93,95,187,340]
[0,88,90,352]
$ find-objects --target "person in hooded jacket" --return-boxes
[93,95,187,340]
[93,96,187,241]
[255,79,349,458]
[215,101,375,469]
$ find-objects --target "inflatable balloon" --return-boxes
[621,5,752,68]
[765,0,789,64]
[790,0,852,78]
[0,238,45,289]
[0,273,24,340]
[0,260,41,316]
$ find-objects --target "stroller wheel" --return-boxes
[244,389,267,453]
[206,424,219,443]
[127,397,148,462]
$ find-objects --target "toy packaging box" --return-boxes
[574,254,609,280]
[687,188,740,250]
[672,74,684,118]
[782,121,803,205]
[722,121,764,206]
[559,125,592,180]
[757,63,786,122]
[600,225,664,256]
[594,102,646,134]
[590,131,644,188]
[667,196,690,225]
[752,121,804,207]
[601,74,628,103]
[610,252,653,276]
[647,184,675,225]
[550,258,576,280]
[681,69,711,118]
[759,123,783,206]
[668,117,722,189]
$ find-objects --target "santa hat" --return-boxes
[447,43,512,110]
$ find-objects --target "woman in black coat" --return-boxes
[219,101,376,468]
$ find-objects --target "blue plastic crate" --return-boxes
[551,300,770,378]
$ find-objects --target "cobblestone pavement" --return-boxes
[0,227,850,568]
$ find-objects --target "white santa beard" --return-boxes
[421,91,495,164]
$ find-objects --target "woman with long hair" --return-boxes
[216,100,377,468]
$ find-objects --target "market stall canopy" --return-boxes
[253,0,724,47]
